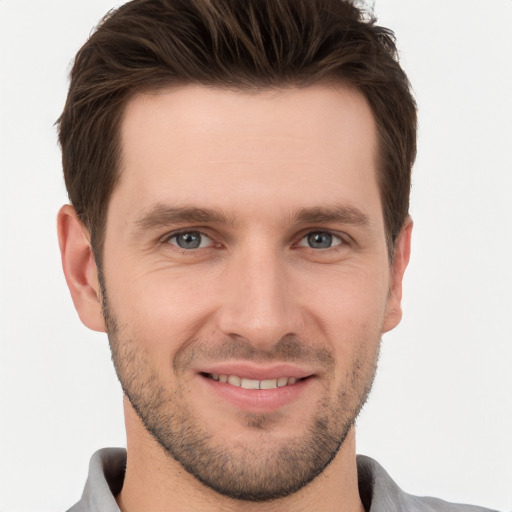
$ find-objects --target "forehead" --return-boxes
[112,84,381,226]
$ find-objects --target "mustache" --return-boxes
[173,335,336,373]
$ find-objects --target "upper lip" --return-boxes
[197,363,314,381]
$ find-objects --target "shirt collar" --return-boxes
[68,448,494,512]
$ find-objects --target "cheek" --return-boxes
[298,265,390,332]
[105,263,221,351]
[103,247,390,358]
[296,266,388,382]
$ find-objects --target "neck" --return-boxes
[117,399,365,512]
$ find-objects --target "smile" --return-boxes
[205,373,299,390]
[199,369,314,411]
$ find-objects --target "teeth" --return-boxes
[228,375,241,386]
[208,374,299,389]
[260,379,278,390]
[239,378,259,389]
[277,377,288,387]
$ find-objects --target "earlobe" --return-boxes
[382,217,413,333]
[57,205,106,332]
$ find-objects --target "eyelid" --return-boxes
[158,227,351,250]
[161,229,215,248]
[295,229,350,248]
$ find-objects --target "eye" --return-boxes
[297,231,343,249]
[167,231,213,250]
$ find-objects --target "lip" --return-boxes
[197,362,314,381]
[196,363,315,412]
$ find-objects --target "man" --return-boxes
[56,0,497,511]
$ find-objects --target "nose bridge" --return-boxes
[216,242,299,348]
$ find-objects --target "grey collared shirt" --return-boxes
[67,448,498,512]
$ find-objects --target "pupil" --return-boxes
[177,232,201,249]
[308,232,332,249]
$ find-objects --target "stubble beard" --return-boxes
[102,295,380,502]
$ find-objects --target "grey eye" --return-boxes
[298,232,342,249]
[169,231,212,249]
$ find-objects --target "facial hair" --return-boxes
[102,292,380,502]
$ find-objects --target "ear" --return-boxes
[57,205,106,332]
[382,217,413,333]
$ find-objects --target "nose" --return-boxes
[215,245,302,351]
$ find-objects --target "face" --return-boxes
[94,85,408,500]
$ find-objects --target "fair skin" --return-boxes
[58,84,411,512]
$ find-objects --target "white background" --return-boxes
[0,1,511,511]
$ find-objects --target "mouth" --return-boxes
[201,372,303,390]
[197,367,315,413]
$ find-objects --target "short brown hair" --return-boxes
[58,0,417,261]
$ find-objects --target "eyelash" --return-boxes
[162,229,350,252]
[296,231,345,250]
[163,230,218,250]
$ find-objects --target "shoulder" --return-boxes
[357,455,498,512]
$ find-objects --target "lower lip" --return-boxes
[199,374,312,412]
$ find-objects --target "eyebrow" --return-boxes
[133,205,236,232]
[132,203,370,235]
[291,205,370,226]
